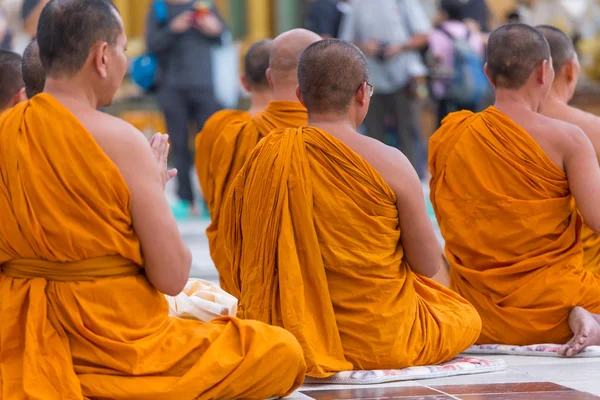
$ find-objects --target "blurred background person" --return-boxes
[146,0,225,218]
[305,0,349,39]
[339,0,430,172]
[0,5,11,50]
[428,0,486,126]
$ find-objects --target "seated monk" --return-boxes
[429,23,600,356]
[195,39,273,224]
[22,39,46,98]
[206,29,320,296]
[537,25,600,274]
[222,39,481,377]
[0,0,305,398]
[0,50,26,112]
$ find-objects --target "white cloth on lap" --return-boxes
[166,279,238,322]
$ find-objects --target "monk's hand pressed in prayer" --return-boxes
[170,11,193,33]
[150,133,178,187]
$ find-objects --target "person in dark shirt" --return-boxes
[146,0,225,217]
[305,0,343,38]
[460,0,491,32]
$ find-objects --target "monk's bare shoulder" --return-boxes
[348,133,417,196]
[81,109,151,170]
[565,106,600,160]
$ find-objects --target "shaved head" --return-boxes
[486,24,550,90]
[536,25,576,73]
[0,50,24,110]
[37,0,122,77]
[22,40,45,98]
[269,29,322,84]
[298,39,368,115]
[244,39,273,91]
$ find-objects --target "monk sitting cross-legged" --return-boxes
[537,25,600,274]
[195,38,273,204]
[202,29,320,296]
[222,39,481,378]
[0,0,306,398]
[430,23,600,356]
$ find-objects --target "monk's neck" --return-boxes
[271,86,300,103]
[44,78,100,110]
[494,89,541,113]
[547,81,574,105]
[308,113,357,133]
[248,91,272,116]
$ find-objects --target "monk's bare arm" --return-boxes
[386,149,442,277]
[106,125,191,295]
[564,124,600,234]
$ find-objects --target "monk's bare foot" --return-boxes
[558,307,600,357]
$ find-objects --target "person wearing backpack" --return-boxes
[145,0,224,218]
[428,0,486,126]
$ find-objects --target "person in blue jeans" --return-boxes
[146,0,225,217]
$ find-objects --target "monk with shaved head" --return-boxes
[0,0,306,397]
[430,23,600,356]
[222,39,481,377]
[200,29,320,295]
[22,39,46,98]
[0,50,26,113]
[537,25,600,274]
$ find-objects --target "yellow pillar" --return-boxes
[247,0,271,41]
[113,0,132,37]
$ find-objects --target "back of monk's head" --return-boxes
[0,50,25,112]
[22,40,45,98]
[298,39,369,116]
[243,39,273,92]
[536,25,576,73]
[37,0,126,107]
[486,23,551,90]
[268,28,322,88]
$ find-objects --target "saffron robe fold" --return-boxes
[204,101,307,295]
[195,109,250,201]
[0,94,306,400]
[429,107,600,345]
[222,126,481,378]
[582,219,600,274]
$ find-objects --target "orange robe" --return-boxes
[0,94,306,400]
[205,101,307,295]
[222,126,481,377]
[429,107,600,345]
[582,219,600,274]
[195,109,250,200]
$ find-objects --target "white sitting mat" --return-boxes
[303,356,506,385]
[465,343,600,358]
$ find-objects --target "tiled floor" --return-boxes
[175,180,600,399]
[290,356,600,399]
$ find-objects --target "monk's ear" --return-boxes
[93,42,110,79]
[483,63,495,88]
[295,86,306,106]
[564,59,577,83]
[356,82,368,105]
[240,75,251,93]
[17,87,27,103]
[266,68,274,89]
[538,59,551,86]
[9,88,26,108]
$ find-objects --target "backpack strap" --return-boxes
[436,24,471,42]
[153,0,168,24]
